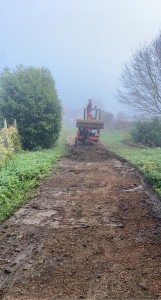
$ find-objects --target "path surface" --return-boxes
[1,144,161,299]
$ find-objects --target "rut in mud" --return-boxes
[1,144,161,299]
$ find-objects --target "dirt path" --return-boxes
[1,144,161,299]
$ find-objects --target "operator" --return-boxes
[83,127,90,141]
[87,99,92,116]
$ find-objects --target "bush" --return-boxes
[130,118,161,147]
[0,65,62,150]
[0,126,21,164]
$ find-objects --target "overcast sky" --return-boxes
[1,0,161,114]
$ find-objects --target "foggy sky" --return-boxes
[1,0,161,114]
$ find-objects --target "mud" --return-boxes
[1,144,161,299]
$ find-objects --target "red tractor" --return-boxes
[75,99,104,145]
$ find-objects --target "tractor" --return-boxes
[75,99,104,145]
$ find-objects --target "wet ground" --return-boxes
[1,144,161,299]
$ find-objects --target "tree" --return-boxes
[118,32,161,116]
[113,111,132,130]
[101,111,114,128]
[0,65,62,150]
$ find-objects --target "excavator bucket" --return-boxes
[76,119,104,129]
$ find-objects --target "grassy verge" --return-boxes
[101,130,161,196]
[0,132,67,222]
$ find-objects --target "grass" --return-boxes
[101,130,161,196]
[0,132,67,222]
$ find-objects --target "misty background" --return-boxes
[1,0,161,115]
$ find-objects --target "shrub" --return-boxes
[130,118,161,147]
[0,65,62,150]
[0,126,21,164]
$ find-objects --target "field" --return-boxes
[101,130,161,196]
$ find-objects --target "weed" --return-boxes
[0,132,67,221]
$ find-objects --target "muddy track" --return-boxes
[1,144,161,299]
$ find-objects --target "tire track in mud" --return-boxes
[1,144,161,299]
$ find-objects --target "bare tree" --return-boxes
[118,33,161,116]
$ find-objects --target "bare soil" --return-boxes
[1,144,161,300]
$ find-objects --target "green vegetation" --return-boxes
[0,65,62,150]
[0,133,67,222]
[0,126,21,164]
[101,130,161,196]
[131,118,161,147]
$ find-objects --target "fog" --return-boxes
[1,0,161,114]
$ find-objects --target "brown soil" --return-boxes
[1,144,161,300]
